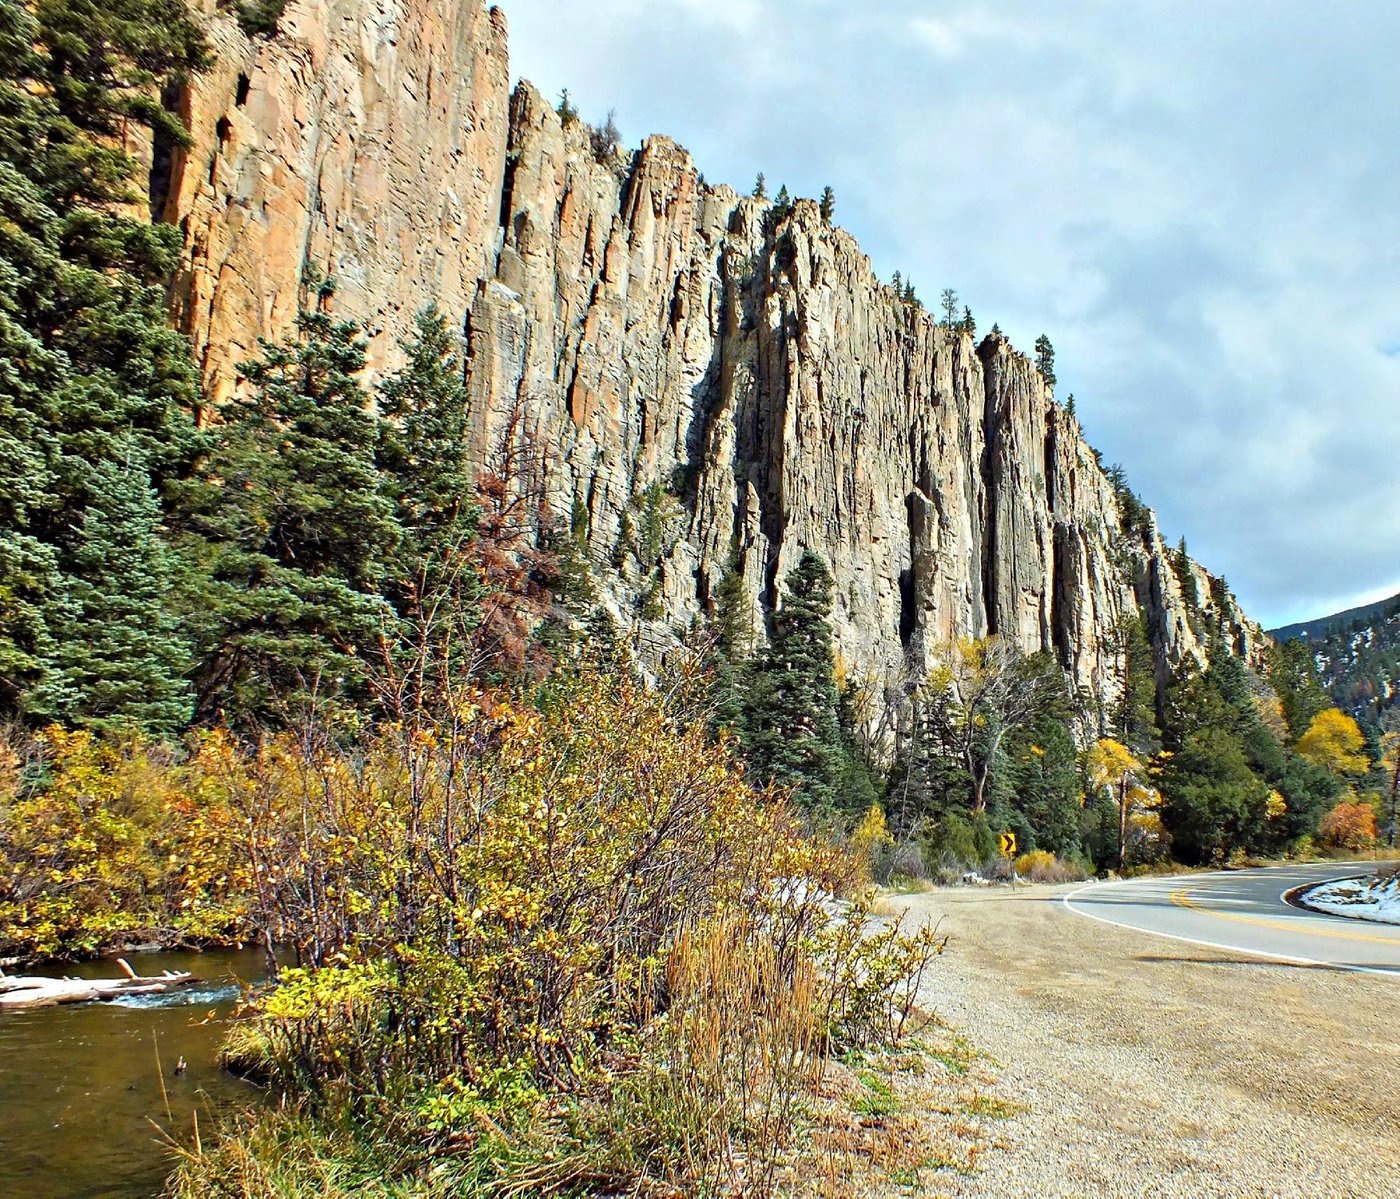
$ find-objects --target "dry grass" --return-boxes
[779,1017,1015,1197]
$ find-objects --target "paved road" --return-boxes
[1063,861,1400,976]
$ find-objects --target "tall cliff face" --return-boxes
[159,0,1266,711]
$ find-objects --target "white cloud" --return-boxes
[908,11,1043,59]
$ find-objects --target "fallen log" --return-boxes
[0,958,199,1010]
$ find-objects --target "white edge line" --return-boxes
[1061,876,1399,980]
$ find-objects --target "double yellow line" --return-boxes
[1168,886,1400,947]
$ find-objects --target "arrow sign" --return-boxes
[998,832,1017,857]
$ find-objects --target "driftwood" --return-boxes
[0,957,198,1010]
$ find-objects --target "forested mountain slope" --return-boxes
[1272,593,1400,722]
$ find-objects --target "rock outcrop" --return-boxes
[156,0,1267,719]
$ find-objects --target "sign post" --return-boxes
[999,832,1017,888]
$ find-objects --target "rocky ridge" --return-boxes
[155,0,1266,717]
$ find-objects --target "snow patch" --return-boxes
[1298,871,1400,925]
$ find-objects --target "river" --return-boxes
[0,947,267,1198]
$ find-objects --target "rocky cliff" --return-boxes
[155,0,1266,716]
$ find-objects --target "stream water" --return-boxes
[0,947,267,1198]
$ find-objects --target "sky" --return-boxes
[500,0,1400,628]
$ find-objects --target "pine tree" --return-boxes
[377,307,477,561]
[56,453,192,734]
[940,289,959,328]
[772,184,792,221]
[819,186,835,223]
[708,565,755,738]
[1113,610,1159,753]
[749,550,843,812]
[959,306,976,336]
[753,172,767,199]
[1034,334,1057,387]
[374,307,482,705]
[0,0,209,728]
[192,279,398,722]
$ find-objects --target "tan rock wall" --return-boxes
[162,0,1268,720]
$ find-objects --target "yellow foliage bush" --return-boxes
[1013,849,1056,877]
[1012,849,1088,883]
[174,676,942,1198]
[0,727,252,959]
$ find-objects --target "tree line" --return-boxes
[704,549,1394,870]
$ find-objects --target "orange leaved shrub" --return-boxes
[1318,800,1378,850]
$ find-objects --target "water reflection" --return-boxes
[0,947,266,1199]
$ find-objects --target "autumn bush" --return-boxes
[0,727,251,960]
[1010,848,1087,883]
[172,676,943,1198]
[1318,798,1379,850]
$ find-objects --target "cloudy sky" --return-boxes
[502,0,1400,628]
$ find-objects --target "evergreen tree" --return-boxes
[749,550,843,812]
[191,279,398,722]
[707,565,754,739]
[959,306,976,336]
[56,452,192,734]
[1003,652,1083,856]
[940,288,959,328]
[377,307,477,569]
[1034,334,1056,387]
[753,172,767,199]
[1159,725,1271,864]
[374,307,483,704]
[1113,610,1159,753]
[1267,637,1330,741]
[819,186,835,223]
[0,0,208,729]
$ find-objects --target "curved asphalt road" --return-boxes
[1063,861,1400,977]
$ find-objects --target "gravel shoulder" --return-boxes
[896,881,1400,1199]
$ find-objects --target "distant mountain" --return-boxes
[1271,592,1400,723]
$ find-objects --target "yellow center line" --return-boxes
[1168,888,1400,946]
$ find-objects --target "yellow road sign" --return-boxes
[998,832,1016,857]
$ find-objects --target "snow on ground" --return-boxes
[1299,870,1400,925]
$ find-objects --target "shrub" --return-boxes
[923,812,979,868]
[175,677,943,1197]
[0,727,251,960]
[888,839,928,882]
[590,110,621,161]
[236,0,287,37]
[1318,799,1378,850]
